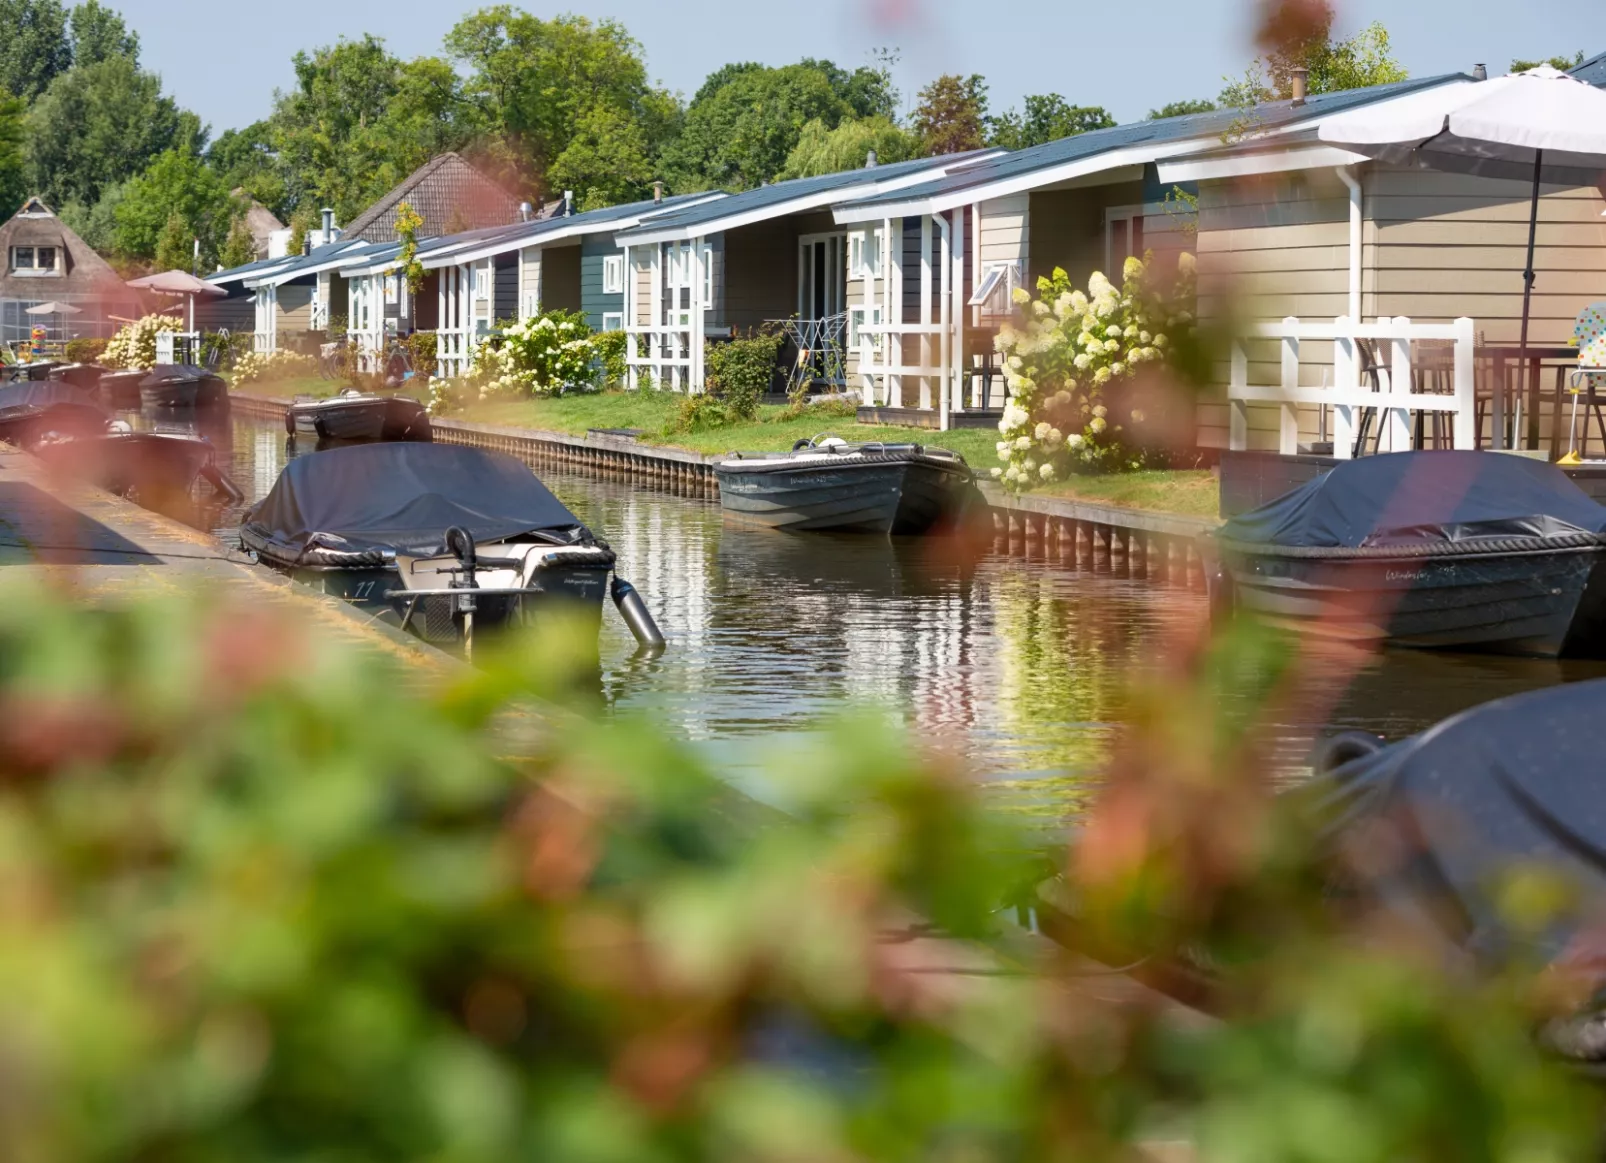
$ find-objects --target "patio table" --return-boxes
[1480,345,1578,456]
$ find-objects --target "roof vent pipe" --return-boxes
[1473,63,1488,81]
[866,148,878,168]
[518,201,532,222]
[320,207,334,235]
[652,180,664,204]
[563,189,574,216]
[1290,67,1309,106]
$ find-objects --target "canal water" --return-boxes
[144,411,1606,818]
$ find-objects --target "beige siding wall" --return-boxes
[978,194,1029,275]
[1368,167,1606,345]
[1027,180,1145,288]
[1192,169,1353,450]
[276,283,313,336]
[519,245,541,315]
[631,246,653,327]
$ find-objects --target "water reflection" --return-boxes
[135,412,1606,818]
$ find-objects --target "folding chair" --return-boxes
[1561,302,1606,464]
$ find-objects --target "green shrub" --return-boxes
[661,391,730,436]
[703,330,783,421]
[403,330,438,379]
[102,314,185,370]
[471,310,600,398]
[64,337,108,364]
[592,328,628,389]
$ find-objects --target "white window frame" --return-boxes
[601,311,623,332]
[700,244,713,310]
[848,305,883,353]
[1105,205,1147,274]
[601,253,624,295]
[848,229,882,279]
[11,245,57,276]
[383,274,399,305]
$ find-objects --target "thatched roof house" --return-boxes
[0,197,139,343]
[342,153,521,243]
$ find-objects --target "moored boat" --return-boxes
[714,436,974,535]
[48,362,105,391]
[139,364,228,410]
[1212,450,1606,657]
[33,423,243,504]
[0,381,108,446]
[285,389,431,443]
[99,368,145,408]
[239,442,662,651]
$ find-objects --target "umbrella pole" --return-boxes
[1517,149,1542,428]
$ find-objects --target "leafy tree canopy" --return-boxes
[1149,98,1218,120]
[69,0,138,67]
[0,0,72,101]
[216,211,257,270]
[913,73,990,156]
[660,60,870,191]
[990,94,1116,150]
[115,147,237,267]
[26,53,200,207]
[1510,51,1584,73]
[0,94,24,218]
[1221,4,1407,105]
[445,8,675,200]
[547,104,654,211]
[780,115,922,180]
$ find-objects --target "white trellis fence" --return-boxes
[1228,316,1477,458]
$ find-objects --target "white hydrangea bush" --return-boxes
[231,350,317,385]
[468,311,603,400]
[991,253,1195,493]
[103,314,186,371]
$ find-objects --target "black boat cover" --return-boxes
[0,380,98,414]
[242,442,583,563]
[1221,451,1606,548]
[1307,679,1606,970]
[140,364,216,387]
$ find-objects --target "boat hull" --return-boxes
[1220,542,1606,658]
[141,376,228,410]
[99,371,145,409]
[265,560,611,645]
[288,396,431,442]
[715,456,972,535]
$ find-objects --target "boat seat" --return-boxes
[399,540,612,591]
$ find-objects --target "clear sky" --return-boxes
[118,0,1600,134]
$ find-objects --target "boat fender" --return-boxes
[1311,730,1385,775]
[611,576,665,651]
[284,412,296,435]
[792,438,815,451]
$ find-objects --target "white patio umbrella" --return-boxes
[1318,67,1606,375]
[23,301,81,316]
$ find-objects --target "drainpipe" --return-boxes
[934,212,952,431]
[1335,165,1363,323]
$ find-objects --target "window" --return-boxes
[602,311,623,333]
[1105,206,1146,274]
[383,274,399,305]
[601,254,624,294]
[11,245,57,275]
[848,306,883,353]
[848,229,882,279]
[664,242,713,308]
[523,291,540,319]
[701,244,713,310]
[969,263,1019,315]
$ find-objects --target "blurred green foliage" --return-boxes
[0,576,1598,1161]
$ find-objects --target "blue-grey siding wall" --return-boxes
[580,233,623,331]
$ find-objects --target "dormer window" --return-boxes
[11,246,59,276]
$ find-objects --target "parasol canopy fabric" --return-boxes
[125,270,226,297]
[1317,67,1606,186]
[23,301,82,316]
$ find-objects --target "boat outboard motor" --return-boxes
[445,526,479,653]
[611,576,665,652]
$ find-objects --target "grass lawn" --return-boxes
[229,381,1220,518]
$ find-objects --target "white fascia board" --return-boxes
[248,245,376,288]
[621,156,1004,246]
[1157,145,1371,183]
[831,138,1223,224]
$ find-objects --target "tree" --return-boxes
[69,0,138,66]
[0,94,24,220]
[153,210,191,272]
[913,74,990,156]
[1149,98,1218,119]
[26,54,198,207]
[0,0,72,101]
[114,148,236,266]
[1511,51,1584,73]
[207,120,284,216]
[990,94,1116,150]
[780,116,922,179]
[661,62,857,191]
[217,212,256,270]
[1224,3,1407,105]
[446,9,675,200]
[394,201,425,295]
[547,105,654,210]
[55,178,122,252]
